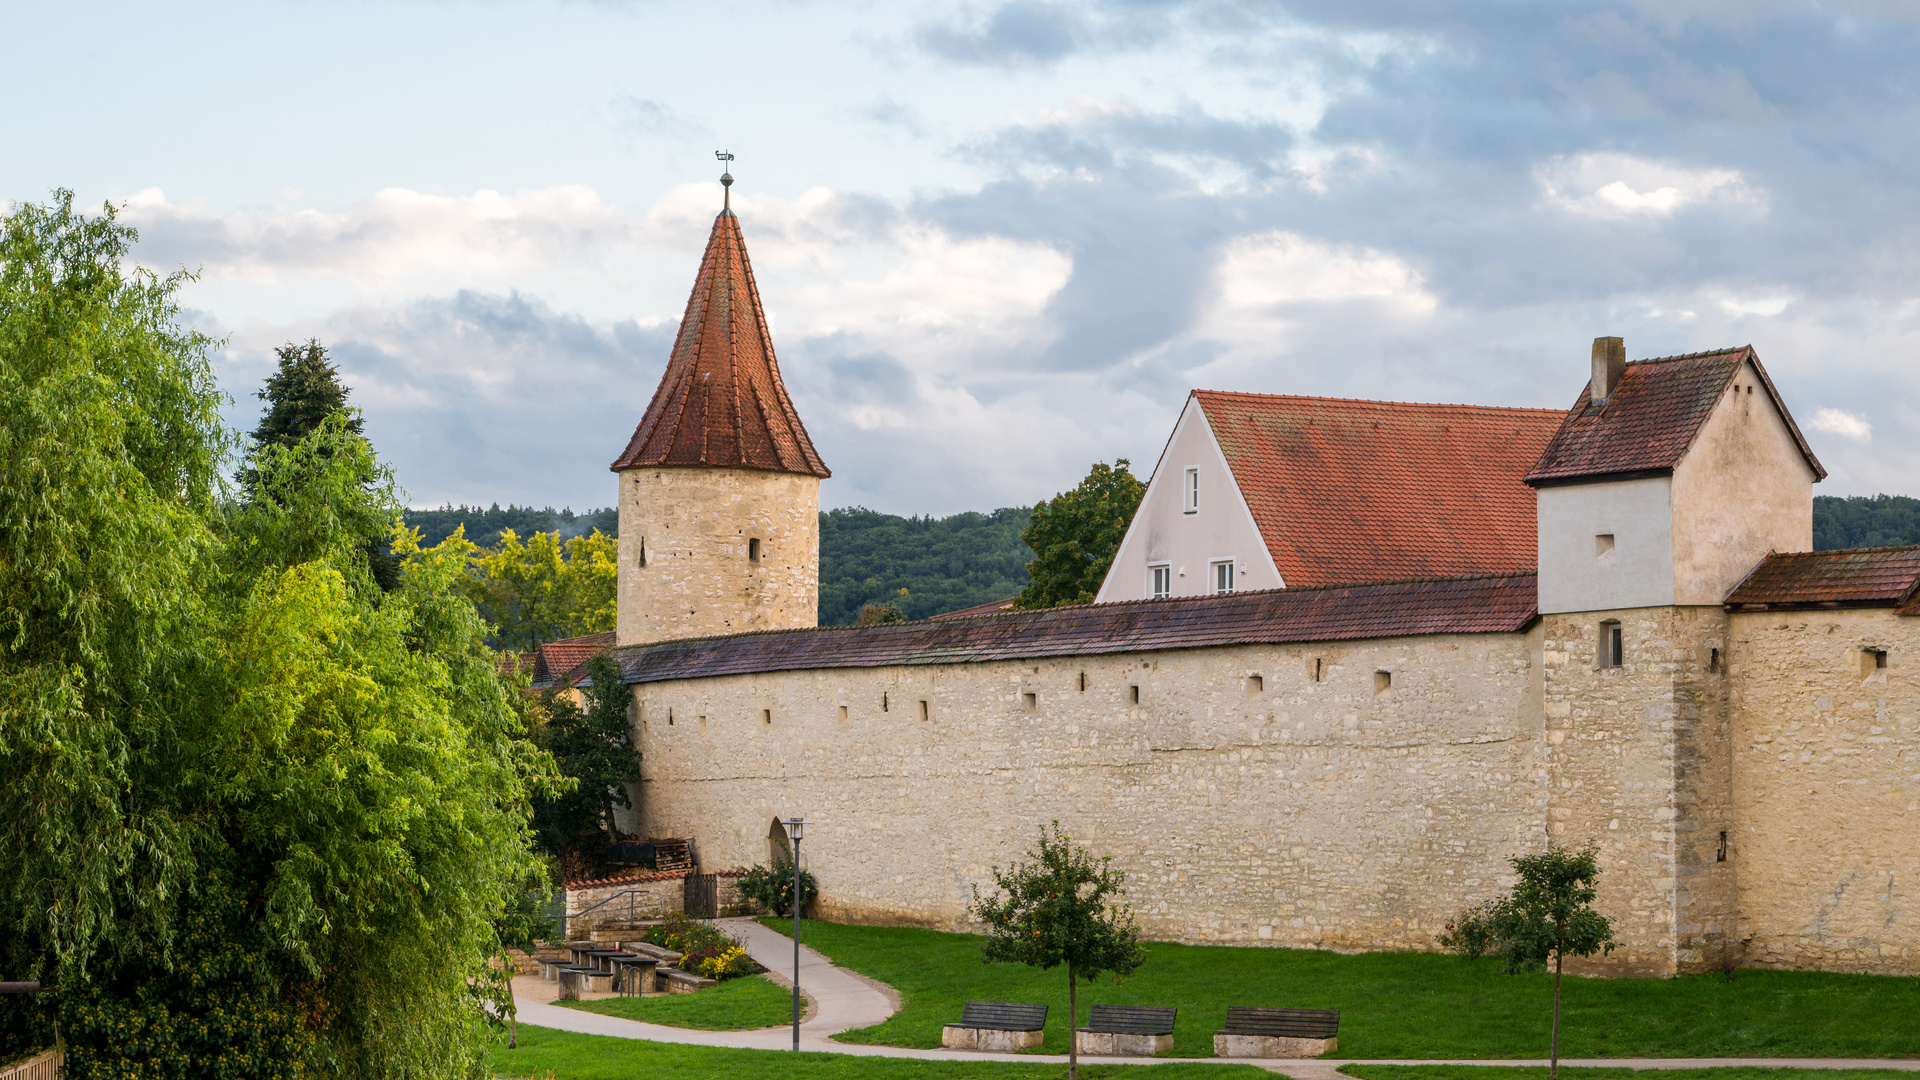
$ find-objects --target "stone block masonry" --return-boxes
[1729,608,1920,973]
[617,466,820,647]
[632,630,1560,961]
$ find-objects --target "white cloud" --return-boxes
[1217,230,1436,312]
[1810,407,1873,443]
[1536,153,1764,219]
[1719,294,1793,317]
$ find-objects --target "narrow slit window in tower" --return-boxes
[1129,684,1141,705]
[763,709,772,725]
[638,537,647,568]
[1600,621,1624,668]
[748,537,760,562]
[918,700,930,722]
[1717,831,1728,862]
[1078,672,1087,692]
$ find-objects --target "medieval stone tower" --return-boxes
[611,174,830,646]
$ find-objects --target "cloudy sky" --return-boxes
[9,1,1919,515]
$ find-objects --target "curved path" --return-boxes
[515,922,1920,1076]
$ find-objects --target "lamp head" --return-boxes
[783,817,810,842]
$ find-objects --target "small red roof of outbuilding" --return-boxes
[611,209,829,478]
[1190,391,1564,588]
[1726,547,1920,610]
[1525,346,1824,486]
[531,631,617,687]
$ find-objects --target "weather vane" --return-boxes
[715,150,735,209]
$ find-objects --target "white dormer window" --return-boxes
[1149,564,1172,599]
[1184,467,1199,514]
[1213,560,1235,594]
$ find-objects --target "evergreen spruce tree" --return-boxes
[248,339,401,590]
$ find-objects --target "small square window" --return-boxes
[1374,670,1392,696]
[1184,467,1200,513]
[1863,648,1889,679]
[1149,564,1172,599]
[1212,560,1235,594]
[1596,533,1616,559]
[1245,675,1264,696]
[1021,692,1037,712]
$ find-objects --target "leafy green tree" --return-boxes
[1016,460,1145,609]
[419,526,617,650]
[968,822,1147,1080]
[1441,845,1617,1080]
[532,651,639,873]
[0,192,554,1079]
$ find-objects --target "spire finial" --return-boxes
[715,149,735,211]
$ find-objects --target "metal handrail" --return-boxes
[565,884,679,936]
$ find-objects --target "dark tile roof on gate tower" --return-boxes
[610,208,830,478]
[1525,346,1825,486]
[1189,392,1565,588]
[1725,547,1920,611]
[609,573,1540,685]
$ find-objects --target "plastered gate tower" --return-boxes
[1527,339,1825,975]
[612,171,831,647]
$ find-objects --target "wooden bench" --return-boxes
[1213,1007,1340,1058]
[1075,1004,1177,1056]
[941,1002,1049,1051]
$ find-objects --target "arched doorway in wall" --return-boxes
[768,818,793,866]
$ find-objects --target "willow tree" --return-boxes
[0,191,553,1079]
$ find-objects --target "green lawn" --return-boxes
[485,1024,1271,1078]
[553,974,796,1030]
[761,919,1920,1060]
[1342,1070,1920,1080]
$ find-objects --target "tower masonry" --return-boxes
[611,175,830,646]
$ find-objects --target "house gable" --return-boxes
[1096,395,1279,603]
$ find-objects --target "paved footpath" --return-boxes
[515,921,1920,1076]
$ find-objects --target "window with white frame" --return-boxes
[1149,564,1172,599]
[1212,560,1235,594]
[1184,467,1199,513]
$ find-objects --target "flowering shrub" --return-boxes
[733,854,818,916]
[643,913,763,981]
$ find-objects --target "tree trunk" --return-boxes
[1551,951,1563,1080]
[1067,962,1079,1080]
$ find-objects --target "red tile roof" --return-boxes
[1190,392,1564,588]
[611,209,830,478]
[565,867,751,888]
[1526,346,1824,486]
[612,574,1538,684]
[532,631,617,687]
[1726,547,1920,610]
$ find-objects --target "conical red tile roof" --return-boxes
[611,209,829,477]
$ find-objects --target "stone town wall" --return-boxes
[1728,607,1920,973]
[1539,607,1734,976]
[615,466,820,647]
[630,630,1562,959]
[564,870,750,935]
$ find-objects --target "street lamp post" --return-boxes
[782,817,811,1052]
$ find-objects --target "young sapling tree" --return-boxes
[967,822,1146,1080]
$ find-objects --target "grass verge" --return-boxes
[485,1024,1271,1078]
[1341,1070,1920,1080]
[761,918,1920,1059]
[552,973,795,1030]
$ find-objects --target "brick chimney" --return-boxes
[1590,336,1625,405]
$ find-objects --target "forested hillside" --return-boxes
[819,506,1032,624]
[404,503,617,547]
[1813,495,1920,550]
